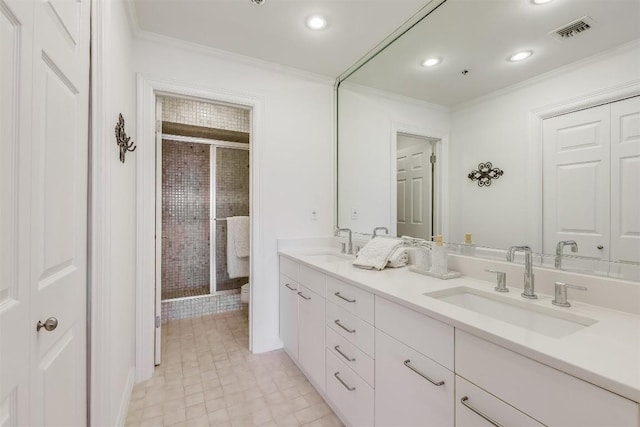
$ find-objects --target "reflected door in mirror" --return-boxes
[543,96,640,263]
[397,135,433,239]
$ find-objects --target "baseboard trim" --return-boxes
[116,367,136,426]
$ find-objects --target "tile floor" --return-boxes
[125,310,343,427]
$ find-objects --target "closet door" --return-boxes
[610,97,640,263]
[542,104,611,259]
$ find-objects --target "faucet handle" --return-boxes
[485,269,508,293]
[552,282,587,307]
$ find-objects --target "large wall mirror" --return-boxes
[337,0,640,279]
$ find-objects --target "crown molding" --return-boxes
[452,39,640,113]
[340,80,450,113]
[123,0,334,85]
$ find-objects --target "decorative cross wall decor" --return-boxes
[115,113,136,163]
[468,162,504,187]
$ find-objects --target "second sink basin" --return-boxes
[305,252,354,263]
[425,287,597,338]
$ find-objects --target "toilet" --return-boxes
[240,283,249,304]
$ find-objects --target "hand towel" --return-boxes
[387,247,409,268]
[227,217,249,279]
[353,237,403,270]
[228,216,250,258]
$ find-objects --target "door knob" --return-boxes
[36,317,58,332]
[597,245,604,250]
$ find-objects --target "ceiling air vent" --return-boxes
[549,16,595,41]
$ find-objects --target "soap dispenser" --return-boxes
[430,235,448,276]
[461,232,476,256]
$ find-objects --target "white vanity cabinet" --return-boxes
[278,254,640,427]
[375,329,454,427]
[456,330,640,427]
[374,296,455,427]
[325,277,376,427]
[297,283,326,391]
[279,274,299,360]
[278,257,326,392]
[455,376,544,427]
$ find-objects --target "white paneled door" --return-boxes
[610,97,640,264]
[397,140,432,240]
[543,97,640,263]
[543,104,611,259]
[0,0,90,425]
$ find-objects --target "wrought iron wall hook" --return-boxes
[115,113,136,163]
[468,162,504,187]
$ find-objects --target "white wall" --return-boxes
[133,38,335,354]
[91,0,137,424]
[338,83,450,234]
[449,43,640,251]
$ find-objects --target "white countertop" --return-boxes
[279,247,640,403]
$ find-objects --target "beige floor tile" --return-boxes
[124,310,340,427]
[294,407,318,425]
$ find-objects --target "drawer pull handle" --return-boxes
[403,360,444,386]
[297,291,311,300]
[334,319,356,334]
[334,345,356,362]
[285,283,296,291]
[334,372,356,391]
[334,292,356,303]
[460,396,503,427]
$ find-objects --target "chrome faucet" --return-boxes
[372,227,389,238]
[555,240,578,269]
[507,245,536,299]
[335,228,353,255]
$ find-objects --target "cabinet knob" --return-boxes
[597,245,604,250]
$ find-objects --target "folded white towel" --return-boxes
[387,247,408,268]
[228,216,250,258]
[353,237,403,270]
[227,217,249,279]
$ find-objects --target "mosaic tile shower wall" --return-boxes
[161,289,241,322]
[161,140,211,300]
[216,147,250,291]
[161,96,250,133]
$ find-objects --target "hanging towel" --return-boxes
[387,247,409,268]
[227,217,249,279]
[353,237,404,270]
[229,216,250,258]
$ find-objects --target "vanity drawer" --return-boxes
[455,375,544,427]
[326,276,374,324]
[375,329,454,427]
[279,256,299,281]
[298,264,326,297]
[326,349,374,427]
[327,301,375,358]
[326,326,374,387]
[456,330,640,427]
[375,296,454,370]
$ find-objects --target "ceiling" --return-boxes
[132,0,433,77]
[347,0,640,107]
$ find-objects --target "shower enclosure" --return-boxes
[160,138,250,301]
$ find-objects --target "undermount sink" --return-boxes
[305,252,354,263]
[425,287,597,338]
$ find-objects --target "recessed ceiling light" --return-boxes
[306,15,327,30]
[421,57,441,67]
[508,50,533,62]
[532,0,553,4]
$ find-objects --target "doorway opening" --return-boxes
[154,95,252,363]
[395,132,441,240]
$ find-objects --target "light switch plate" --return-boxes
[351,207,359,220]
[310,208,318,221]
